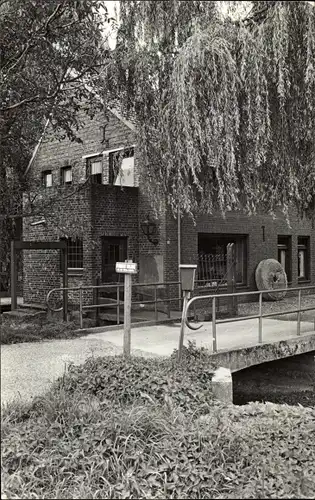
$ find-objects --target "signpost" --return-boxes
[115,260,138,357]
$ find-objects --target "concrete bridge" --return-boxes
[1,313,314,406]
[203,333,315,373]
[87,316,315,369]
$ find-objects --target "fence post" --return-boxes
[212,296,217,352]
[62,247,68,322]
[258,292,263,343]
[93,277,100,327]
[10,241,17,310]
[167,284,171,319]
[297,289,302,336]
[192,288,197,321]
[154,284,158,322]
[177,290,189,362]
[79,287,83,329]
[117,285,120,325]
[227,243,237,317]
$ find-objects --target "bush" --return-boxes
[0,320,80,344]
[53,342,215,416]
[2,395,315,499]
[1,344,315,499]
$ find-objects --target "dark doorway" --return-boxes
[198,233,248,285]
[102,237,127,283]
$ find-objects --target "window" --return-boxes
[87,156,102,184]
[198,233,247,285]
[42,170,52,188]
[61,166,72,185]
[298,237,310,281]
[277,236,292,281]
[109,147,135,187]
[60,237,83,270]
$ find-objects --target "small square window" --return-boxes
[298,236,310,281]
[42,170,52,188]
[87,156,102,184]
[61,166,72,185]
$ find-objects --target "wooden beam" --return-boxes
[14,241,66,250]
[11,241,17,310]
[62,247,68,321]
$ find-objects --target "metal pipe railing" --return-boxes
[46,280,183,326]
[185,285,315,353]
[47,281,314,344]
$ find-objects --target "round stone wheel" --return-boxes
[255,258,288,301]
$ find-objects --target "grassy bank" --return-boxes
[0,320,82,344]
[1,346,315,499]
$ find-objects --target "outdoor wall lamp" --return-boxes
[140,215,159,245]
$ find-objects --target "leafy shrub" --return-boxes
[2,344,315,499]
[2,395,315,499]
[54,342,215,416]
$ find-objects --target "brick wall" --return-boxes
[23,188,93,303]
[91,184,139,282]
[23,107,138,305]
[165,208,315,292]
[23,102,315,308]
[27,109,136,189]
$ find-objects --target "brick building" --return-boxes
[23,106,315,306]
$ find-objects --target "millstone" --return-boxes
[255,258,287,301]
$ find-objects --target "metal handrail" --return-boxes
[46,275,251,314]
[46,280,182,322]
[184,285,315,352]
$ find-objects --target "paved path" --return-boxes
[94,317,314,355]
[1,318,314,407]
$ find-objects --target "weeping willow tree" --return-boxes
[105,0,315,220]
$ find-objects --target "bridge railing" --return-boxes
[185,285,315,353]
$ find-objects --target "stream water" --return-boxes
[232,352,315,407]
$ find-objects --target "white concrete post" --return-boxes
[212,367,233,404]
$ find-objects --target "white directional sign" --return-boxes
[116,261,138,274]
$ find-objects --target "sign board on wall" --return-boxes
[116,261,138,274]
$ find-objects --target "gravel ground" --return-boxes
[1,338,160,407]
[237,293,315,318]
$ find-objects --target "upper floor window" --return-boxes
[109,147,135,187]
[298,236,310,281]
[61,166,72,185]
[87,156,102,184]
[277,235,292,282]
[42,170,52,188]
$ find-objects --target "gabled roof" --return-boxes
[25,100,137,176]
[109,107,136,132]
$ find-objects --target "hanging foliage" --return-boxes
[106,0,315,219]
